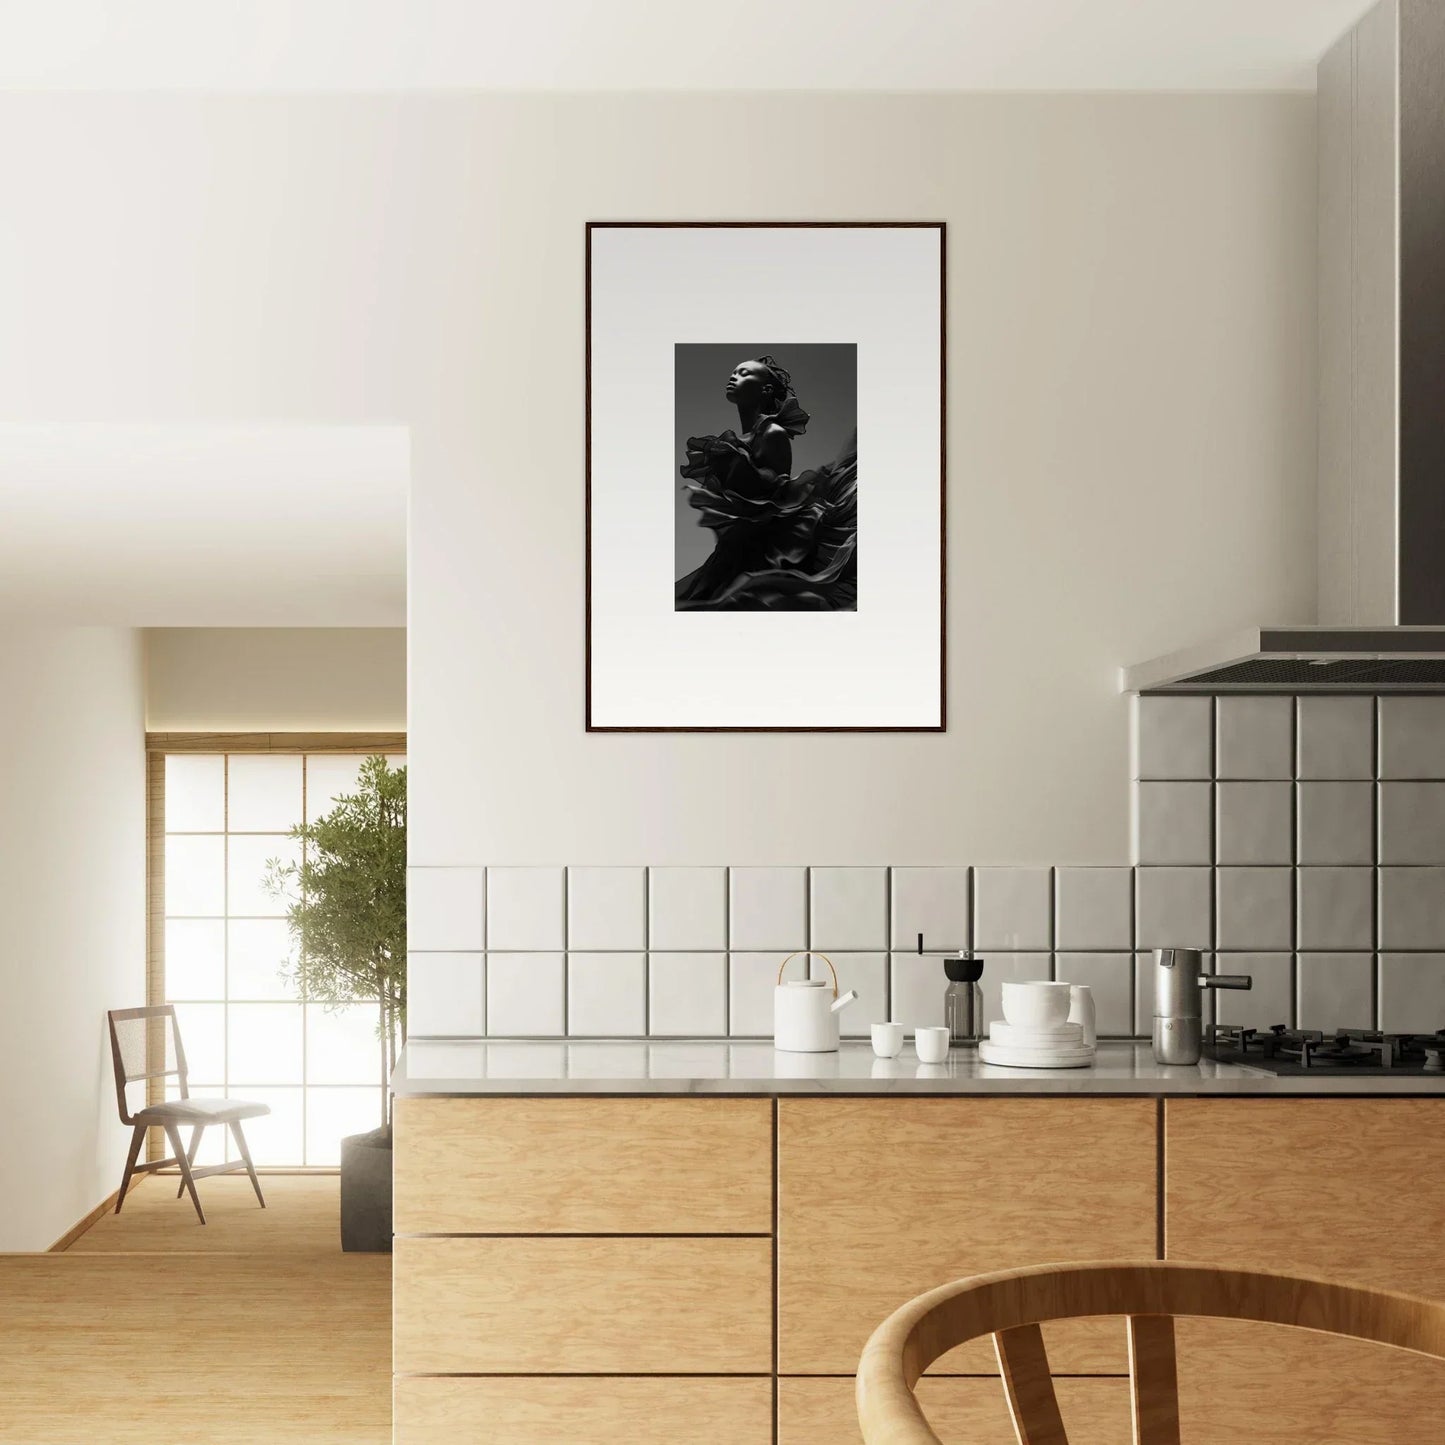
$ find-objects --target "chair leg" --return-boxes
[164,1122,206,1224]
[176,1123,205,1199]
[230,1118,266,1209]
[114,1123,147,1215]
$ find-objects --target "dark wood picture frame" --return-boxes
[585,220,947,733]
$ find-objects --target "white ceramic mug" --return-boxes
[1067,984,1097,1047]
[871,1022,905,1058]
[914,1025,951,1064]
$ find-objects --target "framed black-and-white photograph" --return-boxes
[587,222,945,731]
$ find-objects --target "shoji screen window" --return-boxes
[161,750,400,1166]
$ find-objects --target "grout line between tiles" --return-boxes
[1373,698,1382,1029]
[1290,699,1299,1028]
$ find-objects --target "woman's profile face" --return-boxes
[724,359,774,407]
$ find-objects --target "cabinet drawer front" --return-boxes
[395,1377,773,1445]
[778,1098,1157,1374]
[394,1237,773,1374]
[1166,1099,1445,1292]
[1177,1320,1445,1444]
[778,1376,1131,1445]
[394,1097,772,1234]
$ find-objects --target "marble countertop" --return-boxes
[392,1039,1445,1096]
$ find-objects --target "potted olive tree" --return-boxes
[265,755,406,1252]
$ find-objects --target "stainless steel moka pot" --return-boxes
[1152,948,1252,1065]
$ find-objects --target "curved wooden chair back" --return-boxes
[856,1260,1445,1445]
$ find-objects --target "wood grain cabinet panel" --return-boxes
[777,1098,1157,1375]
[778,1376,1131,1445]
[395,1376,773,1445]
[1164,1099,1445,1290]
[393,1236,773,1374]
[1166,1099,1445,1440]
[394,1097,772,1234]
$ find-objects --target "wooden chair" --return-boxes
[107,1005,271,1225]
[855,1259,1445,1445]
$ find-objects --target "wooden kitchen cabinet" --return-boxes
[393,1233,773,1374]
[777,1097,1158,1375]
[393,1097,775,1444]
[778,1376,1131,1445]
[395,1377,774,1445]
[393,1096,772,1233]
[1165,1099,1445,1441]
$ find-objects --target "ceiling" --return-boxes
[0,426,408,626]
[0,0,1377,93]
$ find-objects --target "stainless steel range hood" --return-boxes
[1123,627,1445,694]
[1124,0,1445,694]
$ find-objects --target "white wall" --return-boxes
[146,627,407,731]
[0,627,145,1250]
[0,92,1317,868]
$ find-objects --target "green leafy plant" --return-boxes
[264,756,407,1105]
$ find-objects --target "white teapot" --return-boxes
[773,951,858,1053]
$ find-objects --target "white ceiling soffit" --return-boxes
[0,424,408,626]
[0,0,1379,93]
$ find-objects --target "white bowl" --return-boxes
[1000,980,1073,1031]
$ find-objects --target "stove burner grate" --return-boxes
[1208,1025,1445,1072]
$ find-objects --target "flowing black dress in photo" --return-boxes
[675,402,857,612]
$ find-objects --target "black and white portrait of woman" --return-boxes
[673,343,858,611]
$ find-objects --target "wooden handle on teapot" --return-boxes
[776,950,839,998]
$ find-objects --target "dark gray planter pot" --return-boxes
[340,1125,393,1253]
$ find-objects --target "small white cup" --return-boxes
[914,1026,951,1064]
[871,1022,906,1058]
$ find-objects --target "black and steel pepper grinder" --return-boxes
[943,954,985,1047]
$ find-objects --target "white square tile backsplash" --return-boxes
[1054,868,1132,951]
[648,952,727,1036]
[566,951,646,1036]
[809,867,888,951]
[648,867,727,950]
[973,868,1051,950]
[1378,697,1445,779]
[1216,868,1293,951]
[487,867,565,951]
[1134,783,1213,865]
[487,952,565,1035]
[1133,695,1212,780]
[407,952,485,1036]
[407,867,485,952]
[1297,696,1374,779]
[567,867,647,951]
[729,867,807,951]
[1216,696,1293,779]
[889,867,969,951]
[404,695,1445,1041]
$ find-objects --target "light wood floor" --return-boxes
[0,1174,391,1444]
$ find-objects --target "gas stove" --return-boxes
[1206,1025,1445,1076]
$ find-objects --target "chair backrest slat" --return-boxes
[1127,1314,1181,1445]
[106,1006,188,1126]
[994,1323,1068,1445]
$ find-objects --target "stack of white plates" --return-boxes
[978,999,1096,1069]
